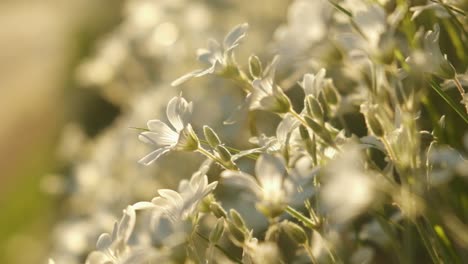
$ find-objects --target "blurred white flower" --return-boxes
[171,23,249,86]
[85,206,153,264]
[407,24,455,78]
[249,57,292,113]
[273,0,330,60]
[249,113,300,154]
[222,154,317,217]
[134,161,218,224]
[242,238,281,264]
[321,145,376,223]
[300,68,326,97]
[138,95,199,165]
[335,3,387,60]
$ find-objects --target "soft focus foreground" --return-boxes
[6,0,468,263]
[0,0,120,263]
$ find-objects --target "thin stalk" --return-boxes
[415,220,442,263]
[196,231,243,264]
[289,108,309,128]
[199,139,258,160]
[286,206,317,229]
[381,136,398,166]
[429,79,468,123]
[303,243,319,264]
[197,146,239,170]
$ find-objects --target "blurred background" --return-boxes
[0,0,122,263]
[0,1,288,263]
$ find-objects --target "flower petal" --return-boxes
[171,69,206,86]
[158,189,184,209]
[255,154,286,190]
[223,23,249,51]
[221,170,262,198]
[117,206,136,244]
[96,233,112,250]
[166,96,193,131]
[138,147,171,165]
[276,113,299,143]
[145,120,179,144]
[132,201,157,210]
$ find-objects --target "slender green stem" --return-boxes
[286,206,317,230]
[429,79,468,123]
[196,231,243,264]
[381,136,398,165]
[199,139,258,160]
[326,0,353,17]
[197,146,219,162]
[289,108,309,128]
[303,243,319,264]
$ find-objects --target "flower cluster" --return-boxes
[47,0,468,263]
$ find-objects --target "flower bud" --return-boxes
[203,126,221,148]
[227,221,246,244]
[322,79,340,106]
[230,209,247,230]
[305,95,324,121]
[304,116,335,146]
[209,218,225,244]
[215,145,237,170]
[282,221,308,244]
[249,55,263,79]
[210,202,227,218]
[216,145,232,162]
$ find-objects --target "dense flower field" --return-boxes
[48,0,468,263]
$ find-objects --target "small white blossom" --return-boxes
[407,24,455,78]
[321,145,376,223]
[222,154,317,217]
[300,68,326,97]
[85,206,153,264]
[249,113,300,153]
[134,161,218,224]
[171,23,249,86]
[249,57,292,113]
[138,95,199,165]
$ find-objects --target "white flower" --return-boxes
[321,145,375,223]
[249,113,300,153]
[138,95,199,165]
[249,57,292,113]
[273,0,330,60]
[85,206,154,264]
[222,154,317,218]
[335,3,387,59]
[407,24,455,78]
[171,23,249,86]
[134,161,218,224]
[300,68,327,97]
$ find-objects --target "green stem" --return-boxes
[196,231,243,264]
[199,139,258,160]
[303,243,319,264]
[286,206,317,229]
[429,79,468,123]
[289,108,309,128]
